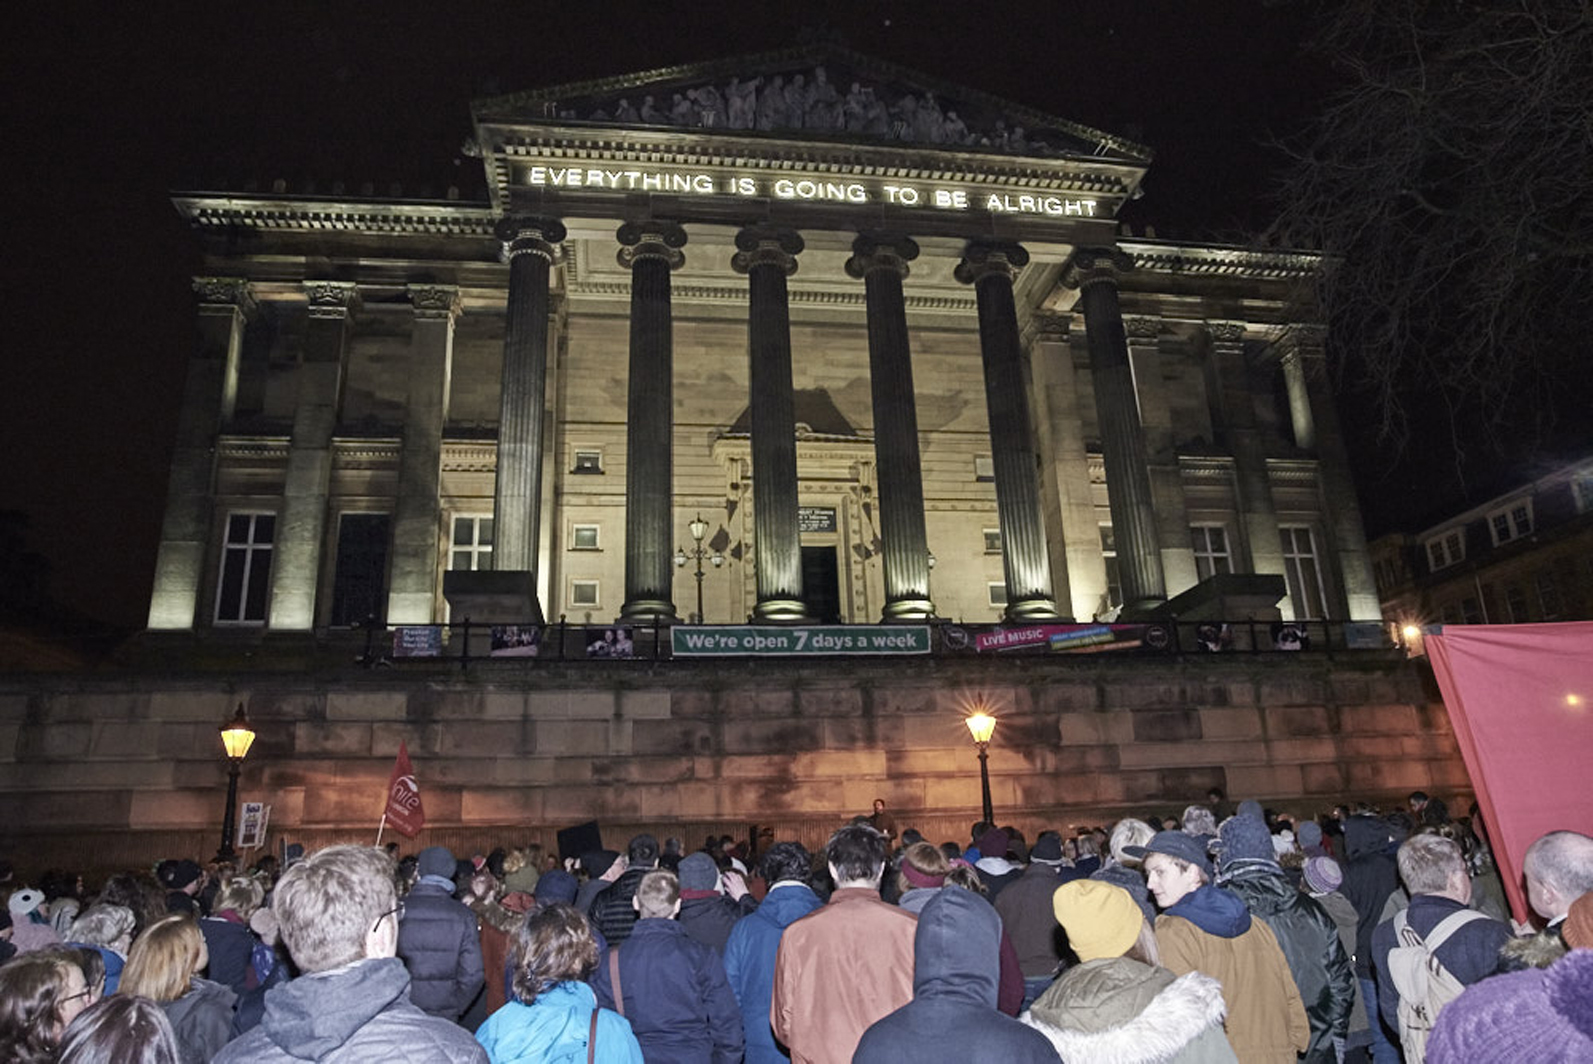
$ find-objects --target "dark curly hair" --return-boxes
[757,842,812,887]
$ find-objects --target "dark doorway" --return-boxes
[801,546,841,624]
[330,513,391,626]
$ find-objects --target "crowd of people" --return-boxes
[1,790,1589,1063]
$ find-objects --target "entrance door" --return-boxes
[801,546,841,624]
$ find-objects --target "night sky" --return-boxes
[3,2,1536,632]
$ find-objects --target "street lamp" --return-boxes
[965,711,996,826]
[216,703,256,862]
[674,514,723,624]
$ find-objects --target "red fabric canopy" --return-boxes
[1426,621,1593,923]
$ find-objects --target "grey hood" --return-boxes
[258,957,413,1057]
[911,886,1001,1008]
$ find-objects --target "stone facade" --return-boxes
[0,653,1469,874]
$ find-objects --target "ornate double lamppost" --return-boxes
[216,704,256,861]
[965,711,997,826]
[673,514,723,624]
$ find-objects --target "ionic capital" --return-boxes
[1060,246,1134,290]
[406,284,462,320]
[495,215,566,264]
[616,220,687,271]
[192,277,257,317]
[844,231,919,280]
[953,240,1029,286]
[304,281,361,319]
[732,226,804,277]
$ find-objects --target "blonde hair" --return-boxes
[212,876,265,918]
[634,870,679,918]
[1109,818,1156,867]
[272,845,396,974]
[895,842,950,896]
[119,915,203,1003]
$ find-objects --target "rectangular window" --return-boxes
[450,516,494,571]
[1425,529,1465,572]
[974,455,995,482]
[983,528,1003,554]
[215,512,274,624]
[571,524,600,551]
[1460,596,1483,625]
[1099,525,1123,610]
[1280,525,1330,619]
[1487,501,1534,546]
[570,580,600,608]
[1505,585,1530,623]
[572,449,603,474]
[330,513,391,627]
[1189,525,1232,581]
[1536,571,1562,619]
[987,582,1008,607]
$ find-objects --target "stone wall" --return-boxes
[0,651,1470,876]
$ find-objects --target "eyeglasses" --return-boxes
[372,901,405,934]
[59,988,94,1005]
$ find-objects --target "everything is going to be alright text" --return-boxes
[520,164,1099,218]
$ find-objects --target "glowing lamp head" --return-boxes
[1402,625,1421,641]
[219,704,256,761]
[688,514,708,544]
[965,712,997,745]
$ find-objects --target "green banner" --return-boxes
[671,625,931,657]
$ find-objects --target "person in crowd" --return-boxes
[675,852,754,954]
[41,870,84,940]
[199,875,262,996]
[589,870,742,1063]
[231,906,291,1038]
[1183,805,1219,842]
[59,945,106,1009]
[155,861,206,917]
[972,826,1022,899]
[1301,855,1370,1056]
[1214,815,1353,1064]
[65,903,136,995]
[397,845,486,1022]
[1127,830,1308,1062]
[1073,832,1105,877]
[462,865,529,1023]
[1521,830,1593,946]
[1093,817,1158,922]
[0,948,94,1063]
[118,913,236,1063]
[55,993,185,1064]
[1339,813,1402,1064]
[1370,832,1512,1051]
[1408,792,1449,828]
[993,830,1069,1009]
[474,903,642,1063]
[502,847,542,897]
[590,836,660,946]
[854,885,1055,1063]
[773,823,916,1063]
[8,888,61,953]
[933,855,1025,1015]
[575,851,624,916]
[214,844,487,1062]
[1024,879,1237,1063]
[1426,890,1593,1063]
[867,798,898,844]
[724,841,822,1064]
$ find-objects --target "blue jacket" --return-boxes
[397,879,486,1020]
[476,981,642,1064]
[853,887,1056,1064]
[723,883,823,1063]
[200,913,257,995]
[591,917,743,1064]
[1371,893,1511,1031]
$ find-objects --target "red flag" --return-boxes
[383,741,425,837]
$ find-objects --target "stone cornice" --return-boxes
[562,278,975,313]
[442,442,499,473]
[173,195,499,237]
[1118,240,1323,281]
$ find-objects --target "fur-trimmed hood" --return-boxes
[1022,957,1228,1064]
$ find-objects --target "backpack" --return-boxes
[1386,907,1487,1064]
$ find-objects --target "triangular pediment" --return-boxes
[474,43,1150,164]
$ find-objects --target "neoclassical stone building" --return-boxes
[146,45,1379,638]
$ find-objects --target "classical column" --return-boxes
[847,232,933,620]
[733,226,808,622]
[1025,313,1089,620]
[1125,316,1197,593]
[385,285,459,624]
[492,217,565,609]
[618,221,686,623]
[268,281,358,629]
[1205,319,1285,585]
[1286,327,1380,619]
[1281,346,1317,451]
[148,277,255,630]
[1063,248,1166,610]
[955,241,1060,621]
